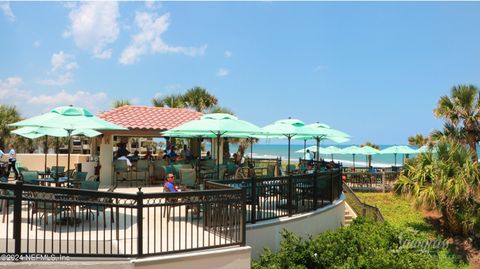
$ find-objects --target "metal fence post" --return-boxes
[241,187,247,246]
[13,180,23,258]
[251,176,257,224]
[136,187,144,257]
[288,175,293,217]
[313,170,318,210]
[330,171,334,203]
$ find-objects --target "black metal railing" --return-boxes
[0,181,245,259]
[342,183,384,222]
[214,169,343,224]
[342,171,400,191]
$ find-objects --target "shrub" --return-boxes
[252,218,461,269]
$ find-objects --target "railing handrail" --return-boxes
[342,182,384,221]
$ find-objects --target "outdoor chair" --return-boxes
[68,171,88,188]
[153,160,167,182]
[113,160,130,186]
[21,171,39,185]
[30,192,67,230]
[179,168,196,188]
[50,166,65,179]
[163,185,180,222]
[81,185,116,228]
[266,165,276,178]
[134,160,150,186]
[1,176,14,223]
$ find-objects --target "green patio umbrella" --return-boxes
[261,118,314,174]
[293,123,350,164]
[10,106,126,180]
[166,113,263,176]
[12,126,102,176]
[380,145,417,166]
[340,145,380,168]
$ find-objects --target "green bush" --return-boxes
[252,218,464,269]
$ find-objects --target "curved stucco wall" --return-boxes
[246,194,346,259]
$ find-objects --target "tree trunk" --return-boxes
[467,133,478,162]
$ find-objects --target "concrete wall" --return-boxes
[246,195,346,259]
[8,154,89,172]
[0,247,251,269]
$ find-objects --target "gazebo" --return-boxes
[96,106,203,186]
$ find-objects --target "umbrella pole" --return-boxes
[287,136,291,175]
[250,138,253,160]
[44,135,48,172]
[331,153,333,161]
[316,138,320,162]
[394,153,397,167]
[67,130,72,181]
[217,133,220,180]
[56,137,59,176]
[353,154,355,169]
[303,140,306,160]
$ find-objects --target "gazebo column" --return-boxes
[99,134,114,187]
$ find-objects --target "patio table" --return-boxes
[34,177,70,187]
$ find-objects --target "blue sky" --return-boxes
[1,1,480,144]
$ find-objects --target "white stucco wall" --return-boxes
[246,195,346,259]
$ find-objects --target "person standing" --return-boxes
[6,144,18,180]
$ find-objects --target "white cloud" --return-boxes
[216,68,229,77]
[33,40,41,48]
[38,73,74,86]
[1,2,15,22]
[51,51,78,72]
[38,51,78,86]
[224,50,232,58]
[145,1,161,10]
[64,2,119,59]
[119,12,207,65]
[0,76,109,116]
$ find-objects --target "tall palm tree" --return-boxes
[151,94,186,108]
[0,105,22,150]
[360,141,380,167]
[182,87,218,112]
[434,84,480,161]
[407,134,428,147]
[430,122,465,144]
[112,99,131,108]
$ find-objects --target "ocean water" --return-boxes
[228,143,415,168]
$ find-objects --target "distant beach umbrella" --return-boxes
[340,146,380,168]
[380,145,417,166]
[292,122,350,164]
[10,106,126,180]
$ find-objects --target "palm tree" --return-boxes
[112,99,131,108]
[152,94,186,108]
[430,122,465,144]
[182,87,218,112]
[395,139,480,237]
[207,105,235,115]
[407,134,428,147]
[0,105,22,150]
[360,141,380,167]
[434,84,480,161]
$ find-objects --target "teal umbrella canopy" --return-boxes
[12,126,101,138]
[10,106,127,131]
[12,126,68,137]
[416,145,437,153]
[168,113,262,136]
[293,123,350,143]
[340,146,365,155]
[261,118,313,137]
[380,145,417,155]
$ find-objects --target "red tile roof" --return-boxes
[97,106,203,131]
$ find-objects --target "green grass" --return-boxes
[355,192,436,238]
[355,192,470,268]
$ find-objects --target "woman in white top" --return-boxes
[6,144,18,180]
